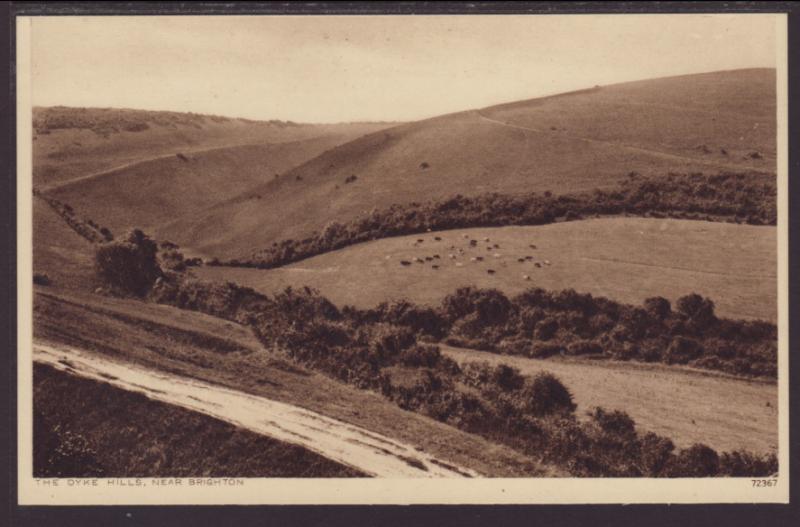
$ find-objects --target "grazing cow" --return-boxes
[469,239,478,247]
[433,254,440,259]
[525,256,533,260]
[448,253,456,259]
[400,260,411,266]
[434,236,442,241]
[523,275,530,280]
[493,243,500,249]
[544,260,551,265]
[432,265,439,270]
[385,255,392,260]
[493,253,502,258]
[470,257,477,262]
[487,269,496,275]
[530,244,537,249]
[412,257,420,262]
[476,256,484,261]
[535,262,542,268]
[417,239,425,243]
[517,258,525,263]
[462,234,470,239]
[483,237,490,242]
[455,262,464,267]
[425,256,432,261]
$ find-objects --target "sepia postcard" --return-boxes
[16,11,789,505]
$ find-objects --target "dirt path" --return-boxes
[34,342,479,478]
[443,345,778,454]
[475,112,760,173]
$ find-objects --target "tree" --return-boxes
[644,296,671,320]
[94,229,161,296]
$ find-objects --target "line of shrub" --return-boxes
[146,273,777,477]
[36,191,114,243]
[213,171,775,268]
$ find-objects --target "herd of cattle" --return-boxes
[393,233,552,280]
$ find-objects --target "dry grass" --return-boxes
[33,290,560,477]
[33,106,392,188]
[34,363,365,477]
[157,69,776,258]
[195,218,776,322]
[442,345,777,454]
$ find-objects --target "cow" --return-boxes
[487,269,496,275]
[400,260,411,266]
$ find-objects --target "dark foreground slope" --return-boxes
[34,363,365,477]
[158,69,776,258]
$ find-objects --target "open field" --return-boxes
[196,217,776,322]
[443,345,777,454]
[156,69,776,258]
[34,363,365,477]
[32,290,560,477]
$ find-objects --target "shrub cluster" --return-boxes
[95,229,161,296]
[148,274,777,477]
[438,287,776,378]
[37,193,114,243]
[222,172,775,269]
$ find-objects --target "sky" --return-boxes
[27,14,780,123]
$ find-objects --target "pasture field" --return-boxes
[443,345,777,454]
[196,217,777,322]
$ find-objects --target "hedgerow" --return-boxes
[217,172,775,269]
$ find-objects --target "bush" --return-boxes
[676,294,717,331]
[718,450,778,477]
[665,336,702,365]
[534,317,559,341]
[638,432,675,476]
[664,444,720,477]
[94,229,161,296]
[566,339,603,356]
[520,372,576,416]
[33,273,51,286]
[644,297,671,319]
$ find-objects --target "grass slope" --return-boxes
[443,346,776,454]
[195,218,777,322]
[33,290,560,477]
[34,106,393,188]
[32,194,99,291]
[34,363,365,477]
[160,68,776,258]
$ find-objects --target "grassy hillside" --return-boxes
[33,106,392,188]
[444,346,776,454]
[32,194,99,291]
[44,137,369,237]
[159,68,776,258]
[34,363,365,477]
[33,290,559,477]
[196,218,777,322]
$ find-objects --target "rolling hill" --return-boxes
[35,106,394,240]
[155,68,776,259]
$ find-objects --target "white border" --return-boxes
[16,14,790,505]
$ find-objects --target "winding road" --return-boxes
[34,342,478,478]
